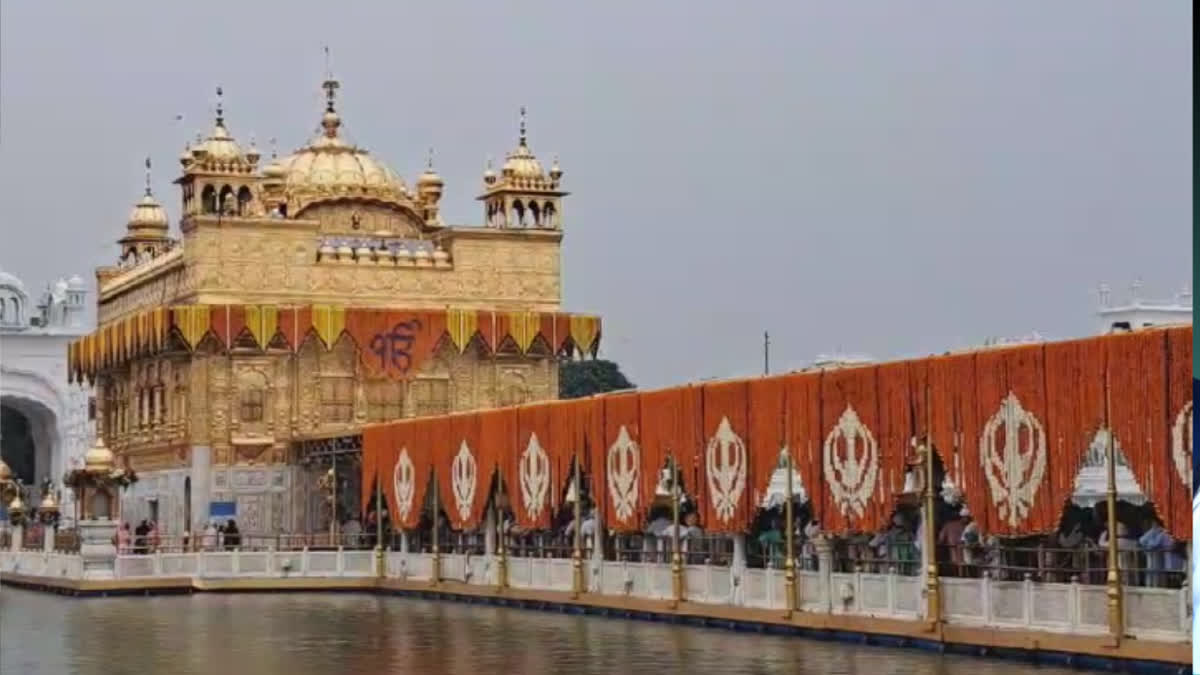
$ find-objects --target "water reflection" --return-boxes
[1,589,1103,675]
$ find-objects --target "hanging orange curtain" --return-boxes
[435,411,494,530]
[1165,326,1192,539]
[565,396,606,521]
[1043,337,1107,530]
[784,372,824,525]
[971,344,1055,535]
[699,380,753,533]
[511,403,568,530]
[927,353,979,519]
[818,365,881,534]
[1106,330,1170,531]
[875,360,916,531]
[639,387,693,510]
[361,424,383,518]
[602,393,642,531]
[747,376,787,512]
[400,418,435,531]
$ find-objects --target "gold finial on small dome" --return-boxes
[143,156,153,197]
[519,105,528,147]
[39,491,58,514]
[215,85,225,127]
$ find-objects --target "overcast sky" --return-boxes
[0,2,1191,388]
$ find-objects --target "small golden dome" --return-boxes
[502,144,544,180]
[39,491,58,513]
[84,437,115,474]
[185,88,253,172]
[8,494,25,515]
[128,193,169,230]
[0,458,12,482]
[262,161,286,179]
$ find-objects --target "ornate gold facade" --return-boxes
[87,76,585,535]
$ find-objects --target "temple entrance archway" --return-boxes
[0,367,66,492]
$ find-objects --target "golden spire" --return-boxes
[519,105,528,147]
[144,156,153,197]
[215,86,225,126]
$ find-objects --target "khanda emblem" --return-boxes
[1171,400,1192,487]
[393,448,415,523]
[369,319,422,374]
[606,426,640,523]
[706,417,747,523]
[519,432,551,520]
[823,405,879,519]
[980,392,1047,528]
[451,440,478,522]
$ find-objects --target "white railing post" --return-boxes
[1022,573,1033,628]
[982,572,993,624]
[337,546,345,576]
[154,550,163,576]
[301,546,310,575]
[197,550,206,577]
[232,548,241,576]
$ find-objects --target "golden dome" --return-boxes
[0,458,12,482]
[502,143,544,180]
[128,193,169,230]
[8,493,25,515]
[186,88,256,173]
[39,491,58,513]
[275,80,413,216]
[84,437,115,474]
[483,107,563,194]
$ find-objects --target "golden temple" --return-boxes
[68,76,600,536]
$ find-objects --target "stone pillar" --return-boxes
[79,519,118,579]
[814,535,835,614]
[731,533,747,605]
[43,525,55,553]
[484,505,496,555]
[9,525,23,552]
[190,446,212,533]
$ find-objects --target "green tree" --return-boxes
[559,359,635,399]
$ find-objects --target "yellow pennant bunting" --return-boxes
[508,311,540,352]
[151,307,164,351]
[447,308,478,353]
[570,315,599,355]
[245,305,279,348]
[312,305,345,349]
[173,305,212,349]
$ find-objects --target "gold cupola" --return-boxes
[272,76,419,222]
[478,107,567,230]
[118,157,172,263]
[176,87,262,218]
[416,147,445,226]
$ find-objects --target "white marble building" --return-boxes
[0,267,95,523]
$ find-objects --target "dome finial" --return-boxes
[426,146,435,170]
[321,46,340,114]
[519,105,528,146]
[144,156,153,197]
[269,137,278,159]
[215,86,224,126]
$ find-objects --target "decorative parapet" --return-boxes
[315,237,451,269]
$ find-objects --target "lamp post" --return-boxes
[783,449,797,618]
[570,450,584,598]
[669,455,683,608]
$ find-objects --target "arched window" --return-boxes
[201,185,217,213]
[236,186,253,216]
[512,200,526,227]
[529,201,541,227]
[543,202,556,228]
[219,185,235,214]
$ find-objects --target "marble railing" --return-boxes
[2,549,1188,644]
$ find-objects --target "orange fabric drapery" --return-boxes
[970,344,1055,535]
[384,418,432,530]
[876,360,917,526]
[699,380,754,533]
[362,424,381,518]
[1107,330,1172,534]
[926,353,979,520]
[637,387,700,517]
[1165,327,1192,539]
[433,411,495,531]
[747,376,788,511]
[602,393,643,531]
[509,403,572,530]
[1043,337,1107,530]
[818,365,881,533]
[345,309,448,380]
[783,372,824,526]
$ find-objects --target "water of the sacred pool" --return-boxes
[0,589,1108,675]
